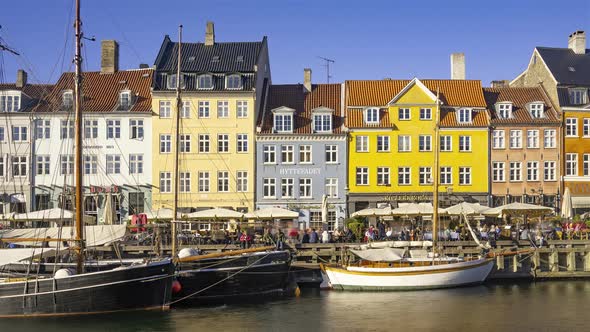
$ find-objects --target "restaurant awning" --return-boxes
[572,196,590,209]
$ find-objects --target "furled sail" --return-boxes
[349,247,405,262]
[0,225,127,247]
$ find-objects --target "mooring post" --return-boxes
[549,246,559,272]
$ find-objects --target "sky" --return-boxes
[1,0,589,86]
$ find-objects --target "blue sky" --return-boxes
[1,0,589,86]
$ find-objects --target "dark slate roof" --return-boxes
[536,47,590,86]
[154,35,264,73]
[0,83,53,112]
[484,87,560,125]
[153,72,256,91]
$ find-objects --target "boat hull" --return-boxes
[0,259,174,317]
[322,258,494,291]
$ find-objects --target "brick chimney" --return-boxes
[303,68,312,93]
[451,53,465,80]
[205,21,215,46]
[568,30,586,55]
[16,69,27,88]
[101,40,119,74]
[491,80,509,88]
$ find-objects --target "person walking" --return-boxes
[309,228,319,243]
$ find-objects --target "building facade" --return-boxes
[256,70,347,230]
[151,22,270,213]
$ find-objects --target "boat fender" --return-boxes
[171,280,182,294]
[54,268,75,279]
[178,248,199,259]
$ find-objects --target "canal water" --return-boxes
[2,281,589,331]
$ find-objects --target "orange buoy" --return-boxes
[171,280,182,294]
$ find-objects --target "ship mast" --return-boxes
[171,25,183,257]
[432,89,440,247]
[73,0,85,273]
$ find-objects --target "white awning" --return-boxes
[572,196,590,209]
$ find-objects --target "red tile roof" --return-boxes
[439,109,490,127]
[345,108,394,128]
[484,87,560,125]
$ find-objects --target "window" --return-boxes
[237,171,248,192]
[84,155,97,174]
[0,127,4,141]
[119,91,131,110]
[83,120,98,139]
[160,172,171,193]
[377,167,390,185]
[217,134,229,153]
[299,145,312,164]
[377,136,390,152]
[569,88,587,105]
[36,155,50,175]
[60,155,74,175]
[544,161,556,181]
[198,101,210,118]
[128,192,145,214]
[226,74,242,89]
[326,178,338,198]
[181,101,191,118]
[544,129,556,148]
[313,114,332,132]
[237,134,248,153]
[566,153,578,176]
[299,178,312,198]
[180,134,191,153]
[510,162,522,181]
[263,145,276,164]
[60,120,73,139]
[398,167,411,185]
[419,167,432,185]
[167,74,184,90]
[585,119,590,137]
[527,130,539,148]
[0,93,20,112]
[356,167,369,185]
[530,103,544,118]
[566,118,578,137]
[180,172,191,192]
[497,104,512,119]
[398,108,410,120]
[237,101,248,118]
[440,136,452,151]
[527,161,539,181]
[106,119,121,139]
[129,154,143,174]
[356,136,369,152]
[398,135,411,152]
[36,194,51,211]
[160,134,171,153]
[130,119,144,139]
[218,171,229,192]
[12,156,27,176]
[198,172,210,192]
[274,114,293,133]
[325,145,338,163]
[440,167,452,185]
[12,126,27,141]
[106,155,121,174]
[217,100,229,118]
[419,108,432,120]
[159,101,171,118]
[197,74,213,89]
[459,167,471,185]
[492,162,505,182]
[459,136,471,152]
[263,178,276,198]
[62,91,73,109]
[419,135,432,152]
[365,108,379,124]
[585,155,590,176]
[198,134,210,153]
[458,109,472,123]
[281,145,294,164]
[492,130,505,149]
[36,120,51,139]
[509,130,522,148]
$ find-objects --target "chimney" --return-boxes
[450,53,465,80]
[491,80,509,88]
[16,69,27,88]
[303,68,312,93]
[568,30,586,55]
[139,63,149,69]
[205,21,215,46]
[101,40,119,74]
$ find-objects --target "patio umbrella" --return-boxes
[13,208,96,224]
[389,203,442,216]
[443,202,490,216]
[244,207,299,219]
[321,194,328,224]
[483,202,553,218]
[102,192,114,225]
[561,188,573,219]
[141,208,184,220]
[351,207,392,218]
[187,208,244,220]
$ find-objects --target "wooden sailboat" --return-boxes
[0,0,174,317]
[320,90,494,291]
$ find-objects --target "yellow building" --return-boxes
[345,78,489,213]
[151,22,270,213]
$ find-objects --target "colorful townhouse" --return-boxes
[0,70,51,215]
[345,77,489,213]
[484,86,561,208]
[31,40,154,223]
[511,30,589,213]
[256,69,347,230]
[151,22,270,213]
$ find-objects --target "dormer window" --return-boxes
[236,56,244,62]
[364,108,379,124]
[0,92,21,112]
[497,103,512,119]
[197,74,213,90]
[212,55,220,63]
[312,108,333,133]
[119,90,132,110]
[272,107,295,133]
[457,108,472,123]
[569,88,588,105]
[529,103,544,118]
[62,91,73,109]
[167,74,185,90]
[226,74,242,89]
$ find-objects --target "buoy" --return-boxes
[54,268,75,279]
[178,248,199,259]
[171,280,182,294]
[294,286,301,297]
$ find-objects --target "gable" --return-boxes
[389,79,438,105]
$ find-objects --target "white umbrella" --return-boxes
[443,202,490,216]
[351,207,392,218]
[187,208,244,220]
[389,203,442,216]
[13,208,95,224]
[321,194,328,224]
[244,207,299,219]
[483,202,553,218]
[102,192,114,225]
[141,208,184,220]
[561,188,573,219]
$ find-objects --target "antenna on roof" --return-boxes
[0,26,20,56]
[318,56,335,83]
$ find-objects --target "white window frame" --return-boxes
[218,171,229,192]
[160,134,171,153]
[299,145,312,164]
[217,100,229,118]
[130,119,144,140]
[527,161,539,181]
[274,113,293,133]
[440,136,452,152]
[497,103,512,119]
[12,126,28,142]
[459,136,471,152]
[36,120,51,139]
[237,171,248,192]
[299,178,312,198]
[398,108,410,120]
[398,167,411,185]
[160,172,171,193]
[584,119,590,137]
[36,155,50,175]
[326,178,338,198]
[509,130,522,149]
[325,145,338,164]
[492,162,505,182]
[566,118,578,137]
[106,154,121,175]
[544,161,556,181]
[281,145,294,164]
[492,130,505,149]
[198,134,210,153]
[313,114,332,133]
[457,108,472,123]
[356,136,369,152]
[419,167,432,185]
[180,172,191,193]
[129,154,143,174]
[544,129,556,148]
[197,74,213,90]
[398,135,411,152]
[459,167,471,185]
[377,167,390,186]
[527,130,539,148]
[263,145,276,164]
[529,103,544,118]
[106,119,121,139]
[510,162,523,182]
[60,155,74,175]
[237,100,248,118]
[159,100,171,118]
[236,134,248,153]
[226,74,242,89]
[263,178,276,198]
[440,166,452,185]
[281,178,295,198]
[356,167,369,186]
[419,135,432,152]
[198,101,210,118]
[198,171,210,192]
[364,108,379,124]
[566,153,578,176]
[84,155,98,175]
[419,108,432,120]
[180,134,191,153]
[377,135,390,152]
[217,134,229,153]
[181,101,191,118]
